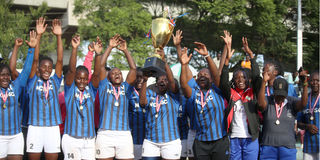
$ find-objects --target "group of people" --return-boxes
[0,17,319,160]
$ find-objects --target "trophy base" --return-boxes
[142,57,166,77]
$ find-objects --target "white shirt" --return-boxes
[230,100,251,138]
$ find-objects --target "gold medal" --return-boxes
[80,105,83,110]
[275,119,280,125]
[115,101,119,107]
[155,114,158,118]
[310,116,314,121]
[200,109,203,114]
[3,104,6,109]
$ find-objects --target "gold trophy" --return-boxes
[142,16,174,77]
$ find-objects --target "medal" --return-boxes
[155,114,158,118]
[115,101,119,107]
[3,104,6,109]
[142,109,146,113]
[0,89,8,109]
[79,90,84,110]
[112,86,121,107]
[309,93,319,122]
[155,95,164,118]
[80,105,83,110]
[310,116,314,121]
[275,101,285,126]
[200,89,210,114]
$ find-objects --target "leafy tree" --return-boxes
[74,0,153,69]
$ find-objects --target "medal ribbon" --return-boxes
[266,86,270,96]
[309,93,320,117]
[275,102,285,120]
[112,86,121,101]
[43,80,50,99]
[200,89,210,110]
[134,88,139,96]
[1,89,8,105]
[79,91,84,106]
[156,95,164,114]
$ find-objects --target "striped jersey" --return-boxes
[64,82,97,138]
[145,89,180,143]
[128,87,146,144]
[297,93,319,153]
[98,77,134,130]
[20,86,29,127]
[188,78,227,141]
[27,74,63,126]
[178,95,189,140]
[187,78,199,130]
[0,48,34,135]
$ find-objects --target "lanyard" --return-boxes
[112,86,121,101]
[43,80,50,99]
[134,88,139,96]
[200,89,210,110]
[155,95,164,114]
[309,93,320,116]
[275,101,285,119]
[1,89,8,105]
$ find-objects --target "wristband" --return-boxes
[204,54,210,58]
[95,52,103,56]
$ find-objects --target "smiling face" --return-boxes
[310,72,319,94]
[135,70,143,90]
[75,70,89,92]
[39,59,53,81]
[156,75,168,94]
[234,71,247,90]
[0,67,11,88]
[196,68,212,90]
[108,68,123,86]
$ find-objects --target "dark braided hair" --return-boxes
[0,64,11,75]
[76,65,89,75]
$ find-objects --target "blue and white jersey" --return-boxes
[27,74,63,126]
[0,48,34,135]
[64,82,97,138]
[145,89,180,143]
[98,77,134,131]
[128,88,146,145]
[188,78,227,141]
[297,93,319,153]
[178,95,189,140]
[187,78,198,131]
[20,86,29,127]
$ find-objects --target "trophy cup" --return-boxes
[142,17,174,77]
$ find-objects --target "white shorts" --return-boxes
[62,134,95,160]
[303,152,320,160]
[95,130,134,159]
[26,125,60,153]
[134,144,142,160]
[142,139,182,159]
[187,129,196,157]
[181,139,188,157]
[0,132,24,158]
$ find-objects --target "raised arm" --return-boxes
[100,35,121,81]
[84,43,95,81]
[30,17,47,78]
[242,37,254,59]
[52,19,63,78]
[180,47,193,98]
[65,35,80,86]
[218,30,231,76]
[91,37,103,88]
[221,31,234,66]
[10,38,23,80]
[159,49,178,93]
[295,71,309,111]
[17,30,38,87]
[117,37,136,85]
[257,71,269,111]
[194,42,220,87]
[139,76,148,107]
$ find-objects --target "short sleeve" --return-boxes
[145,89,155,108]
[89,82,98,98]
[124,81,134,96]
[64,81,74,97]
[99,76,109,90]
[296,111,304,122]
[52,74,63,89]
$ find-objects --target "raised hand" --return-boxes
[220,30,232,49]
[71,35,81,49]
[51,19,62,36]
[109,34,121,48]
[263,71,270,83]
[242,37,253,56]
[93,36,103,54]
[36,17,47,35]
[180,47,192,65]
[194,42,208,56]
[25,30,38,48]
[15,38,23,47]
[172,30,183,46]
[117,37,127,52]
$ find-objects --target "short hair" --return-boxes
[39,56,53,65]
[0,64,11,75]
[76,65,89,75]
[265,61,283,76]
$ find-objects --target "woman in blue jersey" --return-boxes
[257,71,308,160]
[219,33,261,160]
[180,42,229,160]
[0,31,37,160]
[139,49,181,160]
[61,35,102,160]
[95,35,137,160]
[297,71,319,160]
[26,18,64,160]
